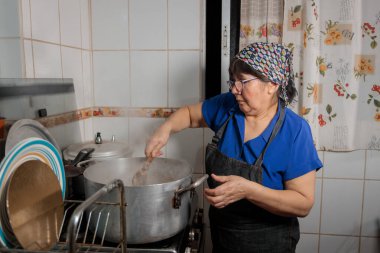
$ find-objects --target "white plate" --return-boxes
[0,137,65,248]
[5,119,61,157]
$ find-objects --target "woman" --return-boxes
[145,42,322,253]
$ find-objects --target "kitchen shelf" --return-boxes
[0,78,74,98]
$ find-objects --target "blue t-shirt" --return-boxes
[202,92,323,190]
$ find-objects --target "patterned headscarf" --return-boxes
[236,42,294,105]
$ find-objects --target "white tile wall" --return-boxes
[59,0,81,48]
[321,179,363,235]
[319,235,359,253]
[91,0,129,50]
[93,51,130,106]
[81,50,93,107]
[167,128,204,173]
[365,150,380,180]
[47,122,67,150]
[32,41,62,78]
[296,234,319,253]
[61,46,84,107]
[128,117,166,157]
[0,39,22,78]
[361,180,380,236]
[48,120,84,149]
[21,0,31,38]
[0,0,20,37]
[129,0,167,49]
[168,51,201,107]
[317,151,324,178]
[80,0,91,50]
[23,40,34,77]
[168,0,200,49]
[324,150,365,179]
[130,51,168,107]
[30,0,60,43]
[360,237,380,253]
[82,118,94,141]
[92,117,130,143]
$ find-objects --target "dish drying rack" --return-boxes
[0,179,127,253]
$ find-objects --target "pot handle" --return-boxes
[75,159,98,168]
[71,148,95,166]
[173,174,208,209]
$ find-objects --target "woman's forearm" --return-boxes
[163,103,205,134]
[245,182,314,217]
[245,171,316,217]
[145,102,205,157]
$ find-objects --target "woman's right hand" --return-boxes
[145,124,171,158]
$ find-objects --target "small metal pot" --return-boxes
[64,148,94,199]
[83,157,207,244]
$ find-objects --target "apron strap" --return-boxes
[254,102,286,167]
[211,113,234,145]
[210,101,285,167]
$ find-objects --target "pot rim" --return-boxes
[83,157,193,188]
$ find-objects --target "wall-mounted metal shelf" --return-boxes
[0,78,74,98]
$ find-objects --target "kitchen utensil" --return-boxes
[6,160,64,251]
[64,148,95,199]
[5,119,60,157]
[83,157,208,244]
[131,156,153,186]
[62,137,132,199]
[0,137,65,247]
[70,147,95,167]
[63,139,133,163]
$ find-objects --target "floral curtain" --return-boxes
[240,0,380,151]
[240,0,284,46]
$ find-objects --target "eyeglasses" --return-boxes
[227,77,259,91]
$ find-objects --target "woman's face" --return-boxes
[230,73,278,116]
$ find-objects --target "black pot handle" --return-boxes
[71,148,95,166]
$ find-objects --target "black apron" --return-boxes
[205,104,300,253]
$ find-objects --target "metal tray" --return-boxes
[5,119,60,156]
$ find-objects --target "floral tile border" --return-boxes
[38,108,93,128]
[2,107,177,132]
[92,107,177,118]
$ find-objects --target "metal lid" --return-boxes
[5,119,61,157]
[63,141,133,161]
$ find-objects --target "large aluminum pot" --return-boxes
[83,157,207,244]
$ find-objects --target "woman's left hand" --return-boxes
[204,174,250,208]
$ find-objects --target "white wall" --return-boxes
[2,0,380,252]
[0,0,21,78]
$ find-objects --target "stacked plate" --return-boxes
[0,137,65,248]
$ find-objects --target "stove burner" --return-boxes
[119,209,204,253]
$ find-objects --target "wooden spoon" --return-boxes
[132,156,154,186]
